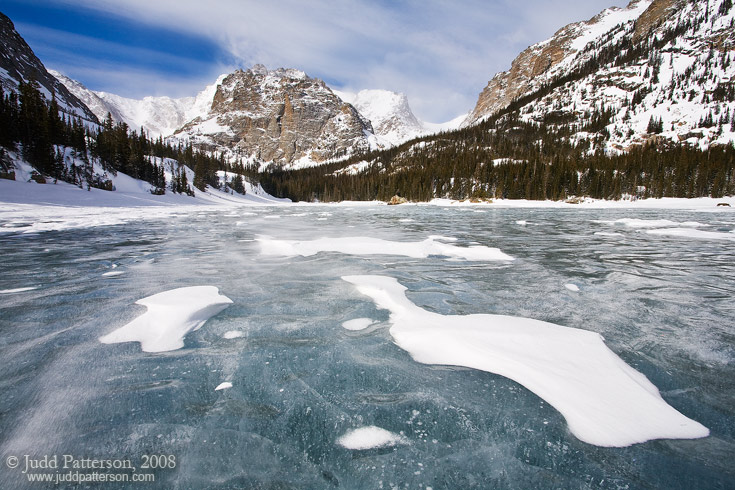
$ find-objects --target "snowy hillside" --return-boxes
[0,147,288,211]
[466,0,735,153]
[52,70,224,138]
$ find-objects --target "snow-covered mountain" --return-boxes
[0,12,98,123]
[51,70,224,138]
[53,68,460,167]
[465,0,735,152]
[335,89,464,147]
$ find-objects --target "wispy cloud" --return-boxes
[33,0,629,121]
[14,22,232,98]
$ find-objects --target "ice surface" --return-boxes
[342,275,710,447]
[214,382,233,391]
[336,426,409,450]
[258,236,514,261]
[342,318,376,331]
[99,286,233,352]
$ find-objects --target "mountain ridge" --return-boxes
[0,12,98,123]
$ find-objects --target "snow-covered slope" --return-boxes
[52,70,224,138]
[336,89,424,146]
[336,89,465,146]
[465,0,735,152]
[0,146,288,213]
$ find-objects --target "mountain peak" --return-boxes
[0,12,98,123]
[173,66,373,168]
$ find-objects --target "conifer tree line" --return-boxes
[260,109,734,202]
[0,79,255,195]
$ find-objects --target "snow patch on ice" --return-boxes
[99,286,233,352]
[257,236,513,261]
[0,287,37,294]
[565,283,580,292]
[342,275,709,447]
[223,330,245,339]
[601,218,706,228]
[336,426,409,450]
[646,228,735,241]
[342,318,376,331]
[102,271,125,277]
[215,382,233,391]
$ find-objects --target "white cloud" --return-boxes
[42,0,629,122]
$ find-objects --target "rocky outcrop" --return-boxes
[632,0,683,42]
[0,12,98,123]
[174,66,374,166]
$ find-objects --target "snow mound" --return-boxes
[565,283,580,292]
[257,236,514,261]
[215,382,233,391]
[342,275,709,447]
[336,426,409,450]
[99,286,233,352]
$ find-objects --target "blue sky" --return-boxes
[3,0,628,122]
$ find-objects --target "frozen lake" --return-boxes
[0,203,733,489]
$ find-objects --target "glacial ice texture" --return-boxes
[0,205,733,489]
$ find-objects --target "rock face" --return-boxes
[0,12,98,123]
[465,0,653,125]
[632,0,683,42]
[174,65,374,167]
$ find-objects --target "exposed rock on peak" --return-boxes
[632,0,683,42]
[174,66,374,168]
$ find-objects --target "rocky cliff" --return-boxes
[172,65,375,168]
